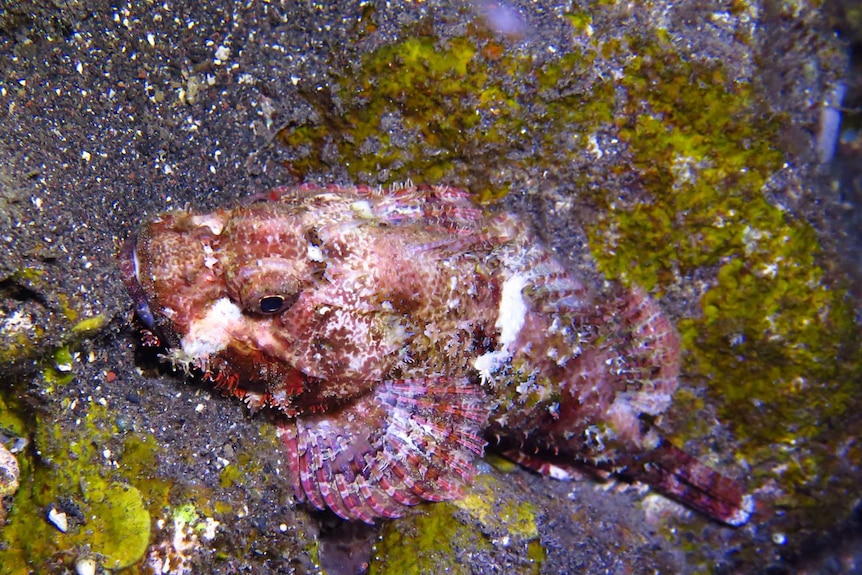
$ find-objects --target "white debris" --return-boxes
[201,517,220,541]
[48,507,69,532]
[473,274,528,382]
[191,214,225,235]
[587,133,603,159]
[75,557,97,575]
[496,274,528,348]
[350,200,374,219]
[180,298,243,359]
[307,243,324,262]
[214,45,230,63]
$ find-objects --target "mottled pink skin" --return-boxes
[122,184,752,526]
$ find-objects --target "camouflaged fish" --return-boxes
[120,184,753,526]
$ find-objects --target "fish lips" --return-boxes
[118,232,176,346]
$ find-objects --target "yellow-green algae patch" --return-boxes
[0,270,47,366]
[0,264,110,369]
[0,403,170,573]
[0,394,27,440]
[587,43,784,290]
[71,314,107,336]
[370,502,484,575]
[279,30,613,201]
[583,31,862,519]
[453,475,539,541]
[219,451,256,489]
[281,33,520,195]
[168,502,222,543]
[370,474,543,575]
[42,345,76,387]
[87,482,151,569]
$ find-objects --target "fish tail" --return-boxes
[630,439,755,527]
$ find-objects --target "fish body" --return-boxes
[120,184,752,526]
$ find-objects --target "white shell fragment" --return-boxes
[47,507,69,533]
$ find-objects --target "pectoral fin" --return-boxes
[279,378,489,523]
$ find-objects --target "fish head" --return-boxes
[119,197,404,414]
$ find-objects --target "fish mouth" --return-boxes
[118,232,157,330]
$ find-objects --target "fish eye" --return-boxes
[258,295,286,314]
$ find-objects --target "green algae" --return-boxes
[370,474,544,575]
[580,32,862,475]
[6,267,46,284]
[370,503,487,575]
[0,403,169,573]
[0,393,27,439]
[71,314,107,335]
[527,539,546,574]
[87,482,151,569]
[680,244,860,452]
[279,30,611,200]
[43,345,76,387]
[587,53,784,291]
[482,452,520,474]
[0,327,41,366]
[218,422,279,491]
[219,460,244,489]
[56,292,79,323]
[172,503,202,531]
[281,33,520,194]
[454,475,539,541]
[0,269,45,366]
[564,10,593,34]
[0,266,109,369]
[219,450,257,489]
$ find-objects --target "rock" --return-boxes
[0,442,18,498]
[47,507,69,533]
[75,557,97,575]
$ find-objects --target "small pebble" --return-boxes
[48,507,69,532]
[0,443,19,497]
[75,557,97,575]
[214,45,230,62]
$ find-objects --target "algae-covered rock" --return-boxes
[0,0,859,572]
[0,442,19,512]
[88,482,150,570]
[371,473,544,575]
[276,0,861,571]
[0,403,162,573]
[371,502,490,575]
[453,475,540,543]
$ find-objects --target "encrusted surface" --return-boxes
[122,184,751,530]
[0,0,859,573]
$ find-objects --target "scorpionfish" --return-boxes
[120,184,753,526]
